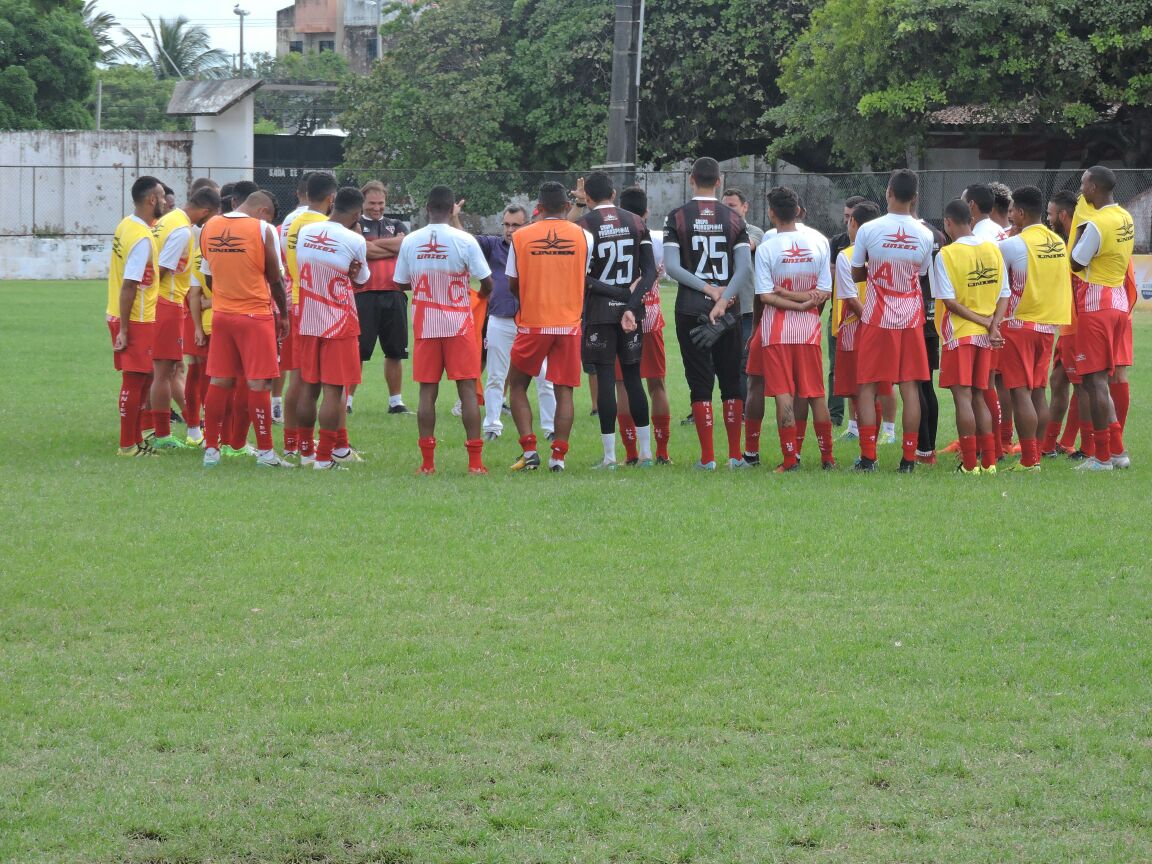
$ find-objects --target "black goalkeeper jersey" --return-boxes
[578,205,655,326]
[663,197,750,317]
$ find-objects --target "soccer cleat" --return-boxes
[821,459,837,471]
[387,403,414,415]
[916,450,937,466]
[271,402,284,424]
[416,465,436,476]
[625,457,639,467]
[1006,442,1022,455]
[1074,457,1113,472]
[774,462,800,473]
[591,459,618,471]
[300,454,316,467]
[255,451,296,468]
[220,444,250,458]
[118,443,157,458]
[313,460,348,471]
[282,449,299,461]
[345,401,354,415]
[483,430,500,442]
[203,447,221,468]
[941,439,962,454]
[589,409,598,417]
[693,460,717,471]
[333,448,365,464]
[728,457,752,470]
[1067,449,1089,462]
[955,464,981,475]
[185,434,205,448]
[681,411,696,426]
[982,463,998,475]
[468,465,489,476]
[1111,451,1131,469]
[897,458,916,474]
[853,457,877,472]
[879,429,897,446]
[741,451,761,467]
[1041,447,1068,459]
[655,456,674,466]
[451,400,463,417]
[511,451,541,471]
[839,428,859,441]
[149,434,187,450]
[170,409,184,424]
[637,458,654,468]
[1007,462,1041,473]
[548,460,566,472]
[501,402,512,416]
[545,431,557,442]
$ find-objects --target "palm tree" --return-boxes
[82,0,122,63]
[117,15,232,80]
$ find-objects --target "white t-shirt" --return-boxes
[158,224,191,272]
[849,213,934,328]
[755,229,832,346]
[396,223,493,339]
[973,218,1007,242]
[296,220,369,339]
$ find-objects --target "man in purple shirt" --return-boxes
[454,203,556,441]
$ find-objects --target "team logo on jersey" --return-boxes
[699,206,714,217]
[1118,219,1135,243]
[302,230,339,253]
[1036,236,1065,258]
[968,258,999,287]
[208,227,246,253]
[530,228,577,256]
[416,231,449,260]
[781,241,814,264]
[882,228,919,250]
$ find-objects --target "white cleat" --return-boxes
[1074,457,1114,472]
[256,450,296,468]
[1111,451,1131,469]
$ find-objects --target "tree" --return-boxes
[90,65,186,131]
[252,50,350,82]
[769,0,1152,169]
[82,0,121,63]
[250,51,350,134]
[117,15,231,80]
[0,0,98,129]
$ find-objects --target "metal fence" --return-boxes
[6,165,1152,251]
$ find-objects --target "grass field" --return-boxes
[1,280,1150,864]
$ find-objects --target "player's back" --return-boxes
[398,223,489,339]
[297,221,365,338]
[200,213,270,316]
[663,198,748,316]
[579,205,651,324]
[854,213,934,328]
[510,218,590,332]
[758,231,829,345]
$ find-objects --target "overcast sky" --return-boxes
[97,0,281,64]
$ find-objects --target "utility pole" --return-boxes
[234,5,250,76]
[604,0,644,188]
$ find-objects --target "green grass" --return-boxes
[1,280,1150,864]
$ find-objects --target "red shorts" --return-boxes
[1115,316,1134,367]
[761,343,825,398]
[1075,309,1127,377]
[831,349,894,398]
[988,347,1001,374]
[616,328,666,379]
[856,322,929,384]
[108,318,154,374]
[206,312,280,381]
[299,335,362,387]
[511,331,582,387]
[183,312,209,358]
[153,298,185,362]
[413,334,481,383]
[1057,334,1081,384]
[939,344,992,390]
[279,305,301,372]
[1000,328,1055,391]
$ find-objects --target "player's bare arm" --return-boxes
[842,296,864,321]
[115,278,140,350]
[508,276,520,302]
[988,295,1010,348]
[188,284,208,347]
[477,275,494,299]
[263,226,289,336]
[851,263,868,283]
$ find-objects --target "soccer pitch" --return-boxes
[1,281,1149,863]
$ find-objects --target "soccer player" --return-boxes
[847,169,934,472]
[616,185,673,464]
[831,200,881,439]
[997,186,1072,470]
[663,157,753,470]
[989,183,1014,235]
[754,186,835,471]
[352,180,412,415]
[185,246,212,444]
[394,185,494,474]
[282,172,338,458]
[108,175,164,457]
[273,172,313,423]
[914,206,946,464]
[931,198,1010,474]
[198,190,293,468]
[1069,165,1134,470]
[149,185,221,448]
[294,187,371,470]
[506,181,592,472]
[577,171,656,468]
[827,195,866,428]
[721,187,765,403]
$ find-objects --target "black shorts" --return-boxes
[924,329,940,373]
[582,322,643,367]
[355,291,408,361]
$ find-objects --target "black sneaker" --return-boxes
[625,457,639,466]
[741,451,761,467]
[853,457,877,472]
[346,402,354,415]
[898,458,916,474]
[681,412,695,426]
[590,409,599,416]
[1067,449,1089,461]
[821,459,837,471]
[655,456,674,465]
[170,409,184,424]
[387,404,414,415]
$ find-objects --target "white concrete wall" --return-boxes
[1,236,109,280]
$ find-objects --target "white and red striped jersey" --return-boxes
[755,229,831,346]
[834,249,861,351]
[396,223,492,339]
[849,213,934,329]
[643,229,665,333]
[296,221,370,339]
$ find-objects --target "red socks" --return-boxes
[859,425,878,461]
[317,429,337,464]
[744,418,762,455]
[299,426,315,458]
[418,436,436,472]
[466,438,485,472]
[1080,419,1095,459]
[230,382,250,449]
[1059,393,1080,449]
[959,435,978,471]
[1041,421,1061,454]
[692,401,715,464]
[119,372,148,448]
[979,433,997,470]
[248,388,274,451]
[1019,438,1040,468]
[1093,428,1112,463]
[796,420,808,457]
[1000,418,1014,449]
[153,408,171,439]
[284,427,299,454]
[619,413,638,462]
[902,433,917,463]
[1110,381,1130,429]
[653,414,671,460]
[815,421,833,465]
[519,433,537,454]
[1109,422,1125,457]
[778,423,798,468]
[723,399,743,459]
[336,427,349,451]
[203,383,231,451]
[983,389,1003,459]
[550,438,570,463]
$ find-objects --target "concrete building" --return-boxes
[276,0,413,75]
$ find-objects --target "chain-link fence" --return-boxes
[6,165,1152,252]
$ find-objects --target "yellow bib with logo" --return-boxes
[833,244,868,331]
[286,210,328,305]
[153,209,194,304]
[935,240,1004,343]
[1078,205,1134,288]
[106,215,158,322]
[1016,224,1071,326]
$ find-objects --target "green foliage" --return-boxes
[90,65,186,131]
[0,0,98,129]
[116,15,231,80]
[82,0,122,63]
[253,117,280,135]
[252,50,351,82]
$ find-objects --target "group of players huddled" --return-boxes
[106,156,1135,473]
